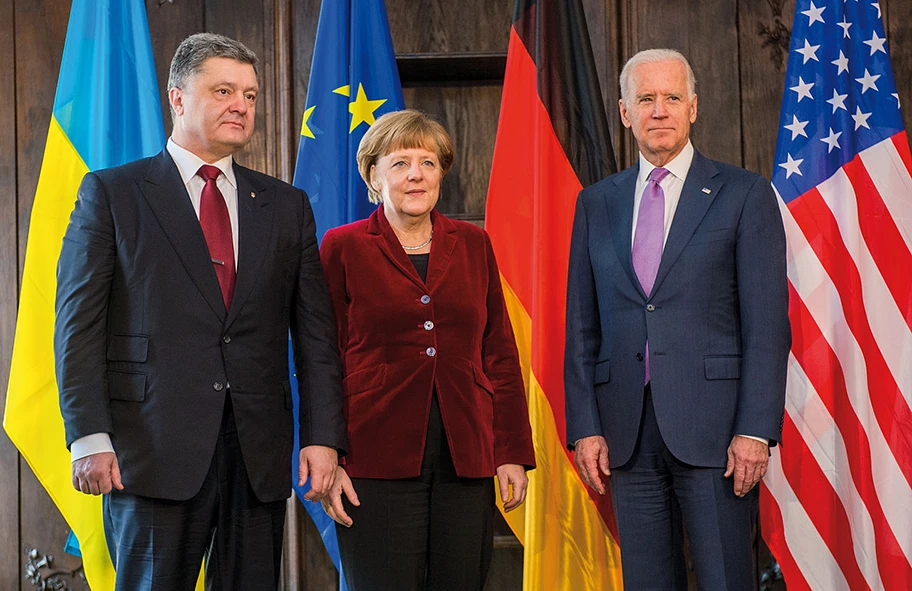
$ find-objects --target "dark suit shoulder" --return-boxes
[580,165,637,199]
[90,154,158,183]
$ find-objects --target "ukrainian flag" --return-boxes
[3,0,165,588]
[290,0,404,587]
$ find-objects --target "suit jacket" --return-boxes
[319,207,535,479]
[564,150,790,469]
[54,149,345,503]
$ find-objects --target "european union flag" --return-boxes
[293,0,405,241]
[290,1,404,588]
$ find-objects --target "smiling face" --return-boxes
[371,146,442,225]
[619,58,698,167]
[169,57,258,162]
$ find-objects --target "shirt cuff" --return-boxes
[71,433,114,461]
[737,434,769,445]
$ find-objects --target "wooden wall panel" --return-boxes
[387,0,510,54]
[0,0,21,587]
[739,0,796,178]
[622,0,742,168]
[145,0,203,141]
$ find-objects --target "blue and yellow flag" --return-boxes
[290,0,403,587]
[292,0,405,241]
[3,0,164,588]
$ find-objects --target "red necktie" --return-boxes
[197,164,236,309]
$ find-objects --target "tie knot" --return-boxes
[197,164,221,183]
[649,167,670,184]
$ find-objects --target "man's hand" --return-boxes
[321,466,360,527]
[573,435,610,494]
[495,464,529,512]
[724,435,769,496]
[299,445,338,501]
[72,451,123,495]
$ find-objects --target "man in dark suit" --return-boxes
[54,33,345,589]
[564,48,790,589]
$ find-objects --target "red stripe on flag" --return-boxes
[486,27,617,536]
[787,193,912,487]
[893,132,912,177]
[760,484,813,591]
[842,158,912,328]
[788,282,912,585]
[780,414,871,591]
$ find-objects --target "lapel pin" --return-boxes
[250,192,256,198]
[702,187,712,194]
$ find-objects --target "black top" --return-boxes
[408,253,430,283]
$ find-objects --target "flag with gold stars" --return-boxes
[290,1,403,588]
[292,0,404,241]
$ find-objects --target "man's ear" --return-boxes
[619,99,632,129]
[169,87,184,117]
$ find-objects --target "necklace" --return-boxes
[401,231,432,251]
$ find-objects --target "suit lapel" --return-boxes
[226,165,273,328]
[607,166,642,297]
[424,209,457,290]
[140,150,226,320]
[651,151,721,296]
[369,207,427,289]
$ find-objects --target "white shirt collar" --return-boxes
[166,138,237,190]
[637,139,695,185]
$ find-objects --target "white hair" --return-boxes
[619,49,696,106]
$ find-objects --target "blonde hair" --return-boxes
[356,110,454,204]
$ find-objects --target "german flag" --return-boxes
[485,0,622,587]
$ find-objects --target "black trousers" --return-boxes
[103,396,287,591]
[336,395,495,591]
[609,386,758,590]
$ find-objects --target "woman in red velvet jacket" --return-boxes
[319,110,535,590]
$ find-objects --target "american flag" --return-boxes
[762,0,912,589]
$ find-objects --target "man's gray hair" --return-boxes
[167,33,258,120]
[619,49,696,107]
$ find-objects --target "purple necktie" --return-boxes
[632,167,669,383]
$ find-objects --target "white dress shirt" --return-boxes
[70,139,240,461]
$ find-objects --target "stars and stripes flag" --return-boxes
[762,1,912,589]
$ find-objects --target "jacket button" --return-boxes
[646,304,656,312]
[424,321,434,330]
[636,353,644,361]
[223,335,231,344]
[213,382,224,391]
[426,347,437,357]
[420,294,431,304]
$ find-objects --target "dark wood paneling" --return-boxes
[403,85,502,216]
[0,0,20,587]
[145,0,204,141]
[204,0,272,175]
[739,0,796,178]
[622,0,742,168]
[885,0,912,138]
[387,0,510,54]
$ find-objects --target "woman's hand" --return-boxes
[495,464,529,512]
[321,466,360,527]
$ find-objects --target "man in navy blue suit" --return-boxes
[564,49,790,589]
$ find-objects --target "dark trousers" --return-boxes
[103,396,287,591]
[336,395,495,591]
[610,387,758,591]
